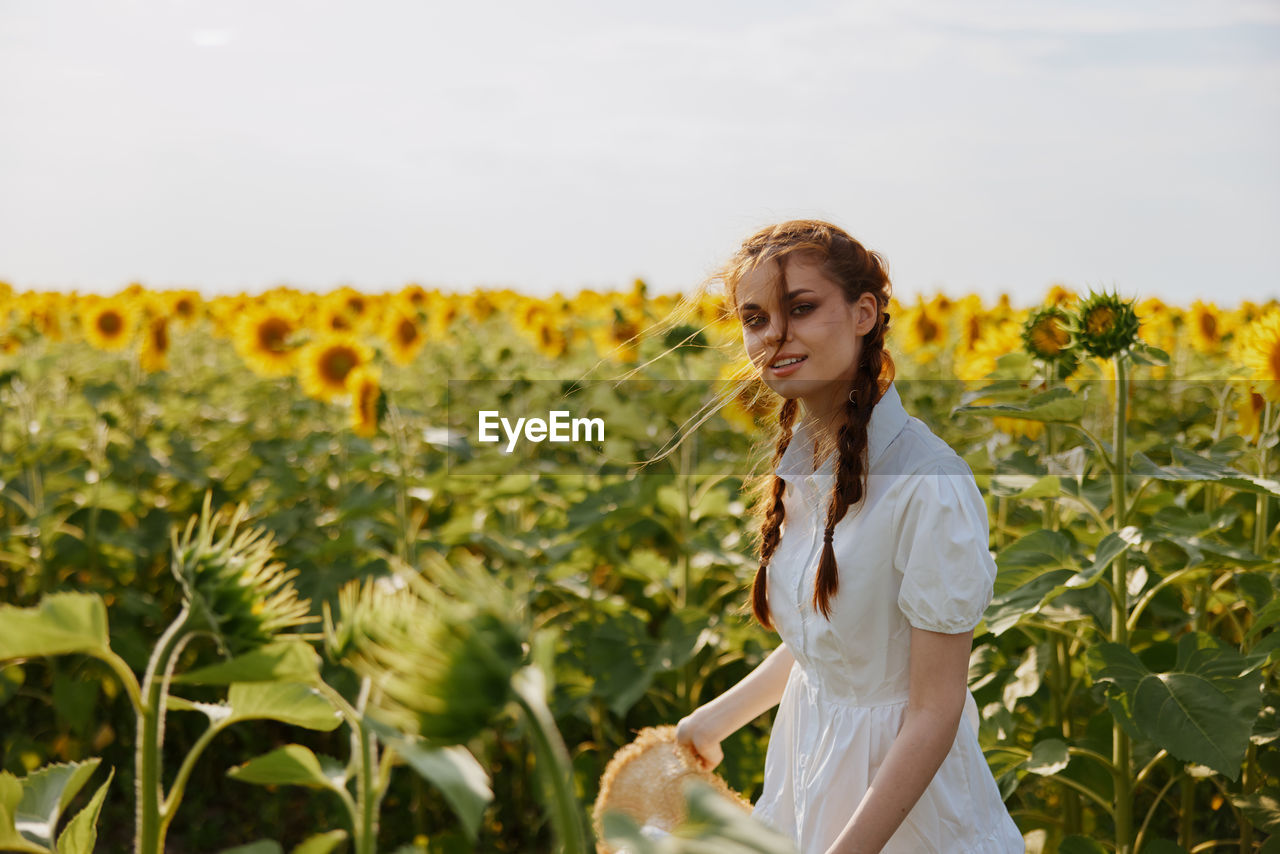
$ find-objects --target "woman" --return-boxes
[675,220,1023,854]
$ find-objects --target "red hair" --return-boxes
[719,220,895,628]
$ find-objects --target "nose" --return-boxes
[762,317,788,346]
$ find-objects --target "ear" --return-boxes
[853,292,878,337]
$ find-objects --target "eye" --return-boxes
[791,302,816,316]
[741,314,765,329]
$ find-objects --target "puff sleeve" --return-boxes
[893,455,997,634]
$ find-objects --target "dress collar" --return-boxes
[775,382,909,485]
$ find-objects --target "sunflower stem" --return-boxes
[1110,354,1133,854]
[136,603,192,854]
[355,676,379,854]
[98,648,144,716]
[1240,401,1272,853]
[310,679,366,836]
[161,717,226,826]
[388,401,417,567]
[1254,400,1272,560]
[512,667,590,854]
[1240,742,1258,852]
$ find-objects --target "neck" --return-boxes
[802,402,845,441]
[800,396,851,468]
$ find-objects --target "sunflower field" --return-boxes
[0,277,1278,854]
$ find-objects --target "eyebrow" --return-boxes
[739,289,816,313]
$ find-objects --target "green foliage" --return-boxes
[228,744,346,790]
[363,720,493,842]
[0,760,112,854]
[2,296,1277,853]
[173,640,322,685]
[55,769,113,854]
[0,594,110,661]
[1088,637,1263,777]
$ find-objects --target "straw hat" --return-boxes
[592,725,753,854]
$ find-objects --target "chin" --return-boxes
[762,385,809,405]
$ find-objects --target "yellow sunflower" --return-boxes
[427,293,460,339]
[139,315,171,373]
[219,295,259,340]
[13,292,64,341]
[693,294,738,348]
[591,308,641,363]
[1044,284,1077,308]
[651,292,679,317]
[1136,298,1175,345]
[509,299,570,360]
[80,296,138,352]
[466,292,496,323]
[573,288,605,312]
[954,295,986,356]
[398,284,429,313]
[348,365,382,438]
[299,334,374,402]
[717,359,775,433]
[1234,300,1266,327]
[316,298,357,334]
[234,304,301,378]
[531,314,569,361]
[510,299,541,336]
[1188,301,1227,355]
[382,308,426,366]
[955,321,1022,383]
[990,293,1016,324]
[624,279,648,317]
[166,290,203,328]
[901,297,947,363]
[994,415,1045,441]
[205,297,238,339]
[1236,388,1267,443]
[1235,310,1280,401]
[314,286,379,334]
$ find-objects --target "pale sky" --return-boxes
[2,0,1278,307]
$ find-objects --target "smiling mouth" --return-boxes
[770,356,807,369]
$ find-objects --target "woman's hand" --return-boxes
[823,627,972,854]
[673,644,795,771]
[675,709,724,770]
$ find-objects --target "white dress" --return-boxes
[751,382,1024,854]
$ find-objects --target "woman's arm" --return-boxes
[824,627,972,854]
[676,642,795,769]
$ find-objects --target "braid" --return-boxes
[812,313,891,618]
[752,397,798,629]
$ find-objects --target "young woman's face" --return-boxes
[735,256,878,413]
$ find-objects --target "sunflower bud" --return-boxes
[407,611,525,744]
[332,559,528,746]
[170,494,314,657]
[323,575,418,665]
[1021,306,1079,379]
[1069,291,1141,360]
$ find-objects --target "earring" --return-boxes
[847,389,858,408]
